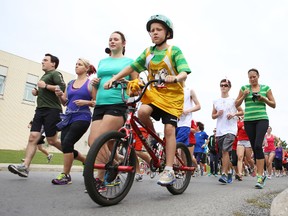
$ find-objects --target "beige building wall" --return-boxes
[0,50,90,154]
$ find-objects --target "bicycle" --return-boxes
[84,79,194,206]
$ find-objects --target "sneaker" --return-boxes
[219,173,228,184]
[98,184,107,193]
[105,176,121,187]
[250,168,256,177]
[157,170,176,186]
[135,173,143,182]
[52,173,72,185]
[8,164,29,178]
[150,170,156,179]
[47,154,53,163]
[175,172,184,179]
[235,174,243,181]
[146,166,156,178]
[267,175,272,179]
[214,174,218,177]
[208,173,212,176]
[255,175,267,189]
[95,178,107,193]
[244,167,249,176]
[227,173,233,183]
[193,169,199,177]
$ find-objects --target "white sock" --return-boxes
[165,166,173,171]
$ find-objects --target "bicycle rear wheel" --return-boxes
[167,142,192,195]
[84,131,136,206]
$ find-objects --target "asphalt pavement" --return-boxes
[0,163,287,215]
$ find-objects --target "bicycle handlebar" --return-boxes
[112,79,165,104]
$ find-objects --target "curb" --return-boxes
[270,188,288,216]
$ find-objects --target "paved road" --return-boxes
[1,168,287,216]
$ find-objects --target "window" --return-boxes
[23,74,38,102]
[0,65,8,96]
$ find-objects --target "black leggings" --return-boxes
[61,121,90,153]
[244,120,269,160]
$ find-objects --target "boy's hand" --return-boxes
[165,75,177,83]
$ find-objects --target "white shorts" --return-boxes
[237,140,251,148]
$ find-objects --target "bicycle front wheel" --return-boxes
[167,142,192,195]
[84,131,136,206]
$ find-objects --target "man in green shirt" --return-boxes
[8,53,65,178]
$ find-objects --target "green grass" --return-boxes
[0,149,83,166]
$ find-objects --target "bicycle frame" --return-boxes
[108,79,194,173]
[84,79,194,206]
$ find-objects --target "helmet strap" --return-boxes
[155,37,167,47]
[155,30,170,47]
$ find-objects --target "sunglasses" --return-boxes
[213,130,216,132]
[220,84,229,87]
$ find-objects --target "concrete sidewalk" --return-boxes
[0,163,83,172]
[0,163,287,215]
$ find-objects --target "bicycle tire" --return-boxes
[84,131,136,206]
[166,142,192,195]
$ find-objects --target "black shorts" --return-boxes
[231,149,237,166]
[31,108,61,137]
[92,104,127,121]
[148,104,178,127]
[194,152,206,164]
[37,135,46,145]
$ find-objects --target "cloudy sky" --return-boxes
[1,0,287,140]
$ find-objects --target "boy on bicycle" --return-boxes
[105,14,191,185]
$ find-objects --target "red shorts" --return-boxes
[133,127,148,151]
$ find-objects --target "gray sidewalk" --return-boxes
[0,163,83,172]
[0,163,287,215]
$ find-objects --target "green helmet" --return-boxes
[146,14,174,39]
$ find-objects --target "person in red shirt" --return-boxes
[189,120,199,168]
[263,126,281,179]
[282,149,288,176]
[236,116,255,181]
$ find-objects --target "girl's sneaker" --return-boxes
[255,175,267,189]
[52,173,72,185]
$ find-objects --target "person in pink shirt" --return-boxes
[263,126,281,179]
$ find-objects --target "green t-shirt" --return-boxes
[241,84,270,121]
[130,46,191,117]
[37,70,66,110]
[131,46,191,74]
